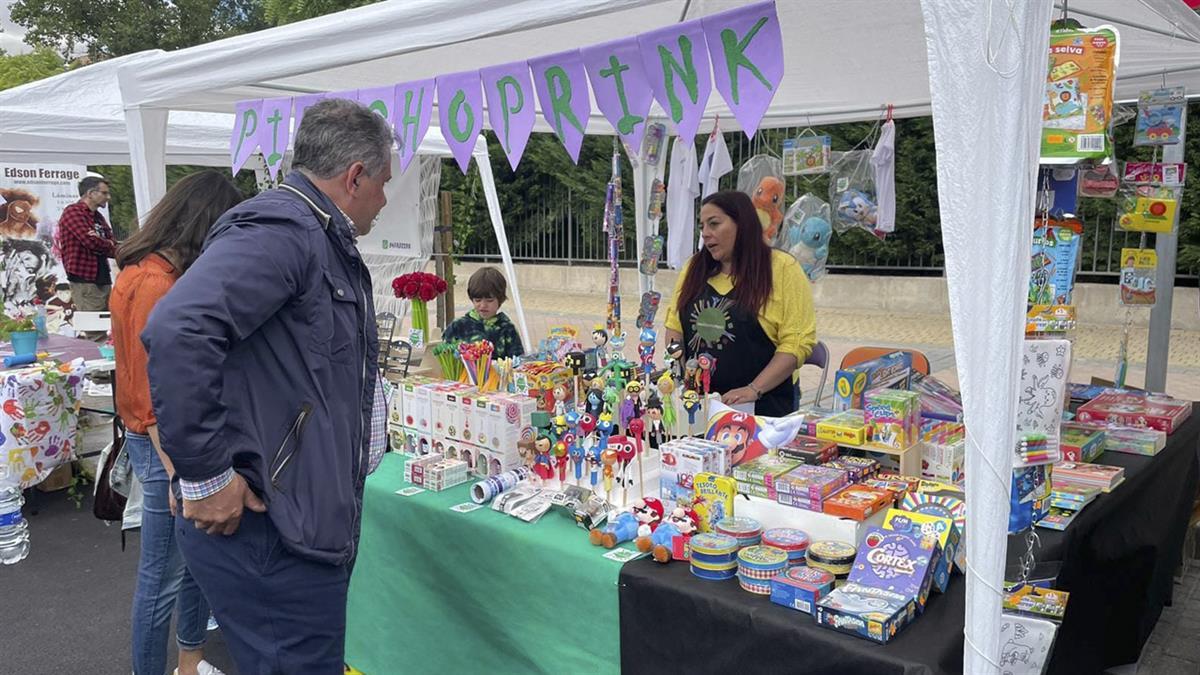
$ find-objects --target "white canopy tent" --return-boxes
[103,1,1200,672]
[0,53,527,344]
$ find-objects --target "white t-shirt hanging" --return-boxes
[666,137,700,270]
[698,129,733,199]
[871,120,896,234]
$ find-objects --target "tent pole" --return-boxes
[1145,105,1186,391]
[122,106,169,223]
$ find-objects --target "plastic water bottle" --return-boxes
[0,487,30,565]
[34,304,48,339]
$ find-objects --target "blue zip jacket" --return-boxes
[143,171,378,566]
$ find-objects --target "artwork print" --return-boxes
[998,614,1057,675]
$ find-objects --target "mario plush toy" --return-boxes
[589,497,663,549]
[637,506,700,563]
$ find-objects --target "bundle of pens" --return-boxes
[494,357,515,394]
[459,340,497,391]
[432,342,463,381]
[1017,433,1056,465]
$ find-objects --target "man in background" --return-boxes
[55,176,117,338]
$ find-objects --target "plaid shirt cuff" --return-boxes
[368,373,389,475]
[179,468,236,501]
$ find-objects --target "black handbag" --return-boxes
[92,416,127,522]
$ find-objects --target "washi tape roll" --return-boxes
[716,517,763,539]
[738,545,789,570]
[690,557,740,572]
[738,578,773,595]
[689,533,739,556]
[762,528,811,552]
[692,565,738,581]
[689,550,740,567]
[470,466,532,503]
[806,540,857,577]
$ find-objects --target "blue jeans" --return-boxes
[127,431,210,675]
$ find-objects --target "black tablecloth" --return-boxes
[620,412,1199,675]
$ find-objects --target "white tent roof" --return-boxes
[0,50,484,164]
[114,0,1200,129]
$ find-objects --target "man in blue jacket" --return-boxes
[143,98,391,673]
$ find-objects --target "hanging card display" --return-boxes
[1122,162,1186,187]
[1078,163,1119,198]
[1119,248,1157,306]
[1117,186,1177,234]
[1134,86,1185,146]
[1014,339,1071,468]
[1041,25,1120,164]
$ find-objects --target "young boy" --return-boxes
[442,266,525,359]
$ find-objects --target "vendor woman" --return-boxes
[664,190,816,417]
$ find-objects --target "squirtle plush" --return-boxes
[752,176,786,242]
[783,216,832,281]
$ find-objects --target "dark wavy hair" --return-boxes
[116,170,243,271]
[676,190,774,316]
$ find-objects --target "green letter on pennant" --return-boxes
[265,108,282,165]
[544,65,584,139]
[657,36,699,124]
[399,88,425,150]
[448,90,475,143]
[599,55,643,135]
[496,76,524,153]
[720,17,772,104]
[233,108,258,160]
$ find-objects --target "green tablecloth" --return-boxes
[345,454,629,674]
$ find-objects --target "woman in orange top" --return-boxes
[112,170,242,675]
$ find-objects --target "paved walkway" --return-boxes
[428,285,1200,402]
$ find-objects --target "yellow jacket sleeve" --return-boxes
[772,253,817,361]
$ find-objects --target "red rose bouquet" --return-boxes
[392,272,449,346]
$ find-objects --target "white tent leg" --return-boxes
[920,1,1052,673]
[475,151,530,350]
[123,107,169,222]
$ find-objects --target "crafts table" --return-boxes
[618,411,1200,675]
[345,454,630,675]
[0,359,87,490]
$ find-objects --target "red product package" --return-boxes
[1076,392,1192,434]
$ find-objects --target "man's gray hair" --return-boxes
[292,98,396,179]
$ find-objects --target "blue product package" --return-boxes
[831,351,913,411]
[848,527,936,612]
[814,582,913,644]
[770,566,835,615]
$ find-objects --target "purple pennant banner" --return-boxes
[638,19,712,144]
[529,50,590,163]
[481,61,536,171]
[230,99,263,175]
[357,86,396,125]
[393,79,434,174]
[291,92,327,139]
[581,37,653,153]
[702,1,783,139]
[257,97,292,181]
[437,71,484,174]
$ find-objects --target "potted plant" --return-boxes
[0,314,38,356]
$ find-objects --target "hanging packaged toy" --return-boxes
[1028,218,1082,306]
[1078,163,1119,198]
[777,194,832,282]
[828,150,878,235]
[782,131,831,176]
[1041,23,1119,163]
[736,155,786,243]
[1119,248,1157,306]
[1134,86,1185,146]
[1117,186,1177,233]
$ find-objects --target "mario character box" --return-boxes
[705,410,767,466]
[832,351,913,411]
[814,582,913,644]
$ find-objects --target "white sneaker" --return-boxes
[172,662,226,675]
[207,615,219,631]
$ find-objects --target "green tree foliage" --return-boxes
[0,47,64,91]
[262,0,379,25]
[9,0,267,61]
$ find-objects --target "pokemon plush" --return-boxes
[753,176,786,242]
[783,216,832,281]
[836,189,878,230]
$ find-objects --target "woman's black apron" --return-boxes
[680,283,794,417]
